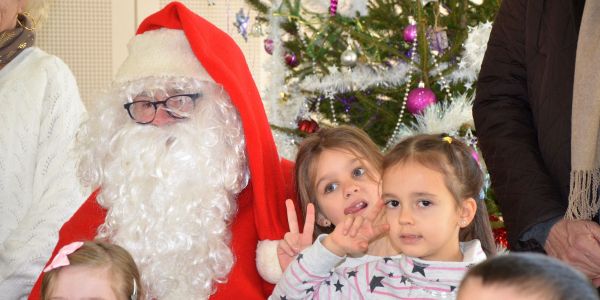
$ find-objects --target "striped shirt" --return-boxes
[270,236,486,300]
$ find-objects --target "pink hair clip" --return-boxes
[43,241,84,272]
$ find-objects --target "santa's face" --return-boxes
[78,76,248,299]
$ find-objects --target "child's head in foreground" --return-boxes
[458,252,599,300]
[382,134,496,260]
[41,240,142,300]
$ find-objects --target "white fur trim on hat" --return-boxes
[115,28,215,83]
[256,239,283,284]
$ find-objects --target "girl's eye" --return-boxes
[324,183,338,194]
[418,200,432,208]
[352,167,366,177]
[385,200,400,208]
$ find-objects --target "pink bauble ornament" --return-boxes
[406,87,437,114]
[264,38,274,55]
[403,24,418,43]
[471,149,480,164]
[285,52,299,67]
[329,0,338,16]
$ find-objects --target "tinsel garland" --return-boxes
[300,63,412,97]
[449,22,493,84]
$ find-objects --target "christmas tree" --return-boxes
[245,0,507,249]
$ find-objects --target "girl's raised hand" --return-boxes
[322,201,389,257]
[277,199,315,271]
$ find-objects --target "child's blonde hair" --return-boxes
[384,134,496,257]
[41,240,143,300]
[295,125,383,238]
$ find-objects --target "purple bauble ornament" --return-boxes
[406,87,437,114]
[264,38,274,55]
[285,52,299,67]
[403,24,418,43]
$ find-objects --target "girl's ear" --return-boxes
[316,213,332,227]
[458,197,477,228]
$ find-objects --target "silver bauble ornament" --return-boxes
[340,49,358,67]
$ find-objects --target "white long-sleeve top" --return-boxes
[257,239,400,284]
[271,235,487,300]
[0,47,87,299]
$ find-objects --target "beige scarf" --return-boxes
[567,0,600,220]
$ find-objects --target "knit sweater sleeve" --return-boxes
[0,53,87,299]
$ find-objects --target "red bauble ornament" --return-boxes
[298,119,319,134]
[285,52,299,68]
[488,215,500,223]
[493,227,510,250]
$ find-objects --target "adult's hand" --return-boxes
[545,219,600,286]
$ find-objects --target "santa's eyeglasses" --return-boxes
[123,93,201,124]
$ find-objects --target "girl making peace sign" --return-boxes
[265,126,398,283]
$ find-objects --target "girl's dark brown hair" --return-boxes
[383,134,496,257]
[295,125,383,239]
[41,240,143,300]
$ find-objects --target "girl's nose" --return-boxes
[398,207,414,225]
[344,186,359,199]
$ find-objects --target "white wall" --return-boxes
[36,0,268,107]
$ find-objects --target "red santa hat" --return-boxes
[115,2,290,245]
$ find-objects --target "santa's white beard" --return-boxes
[78,78,247,299]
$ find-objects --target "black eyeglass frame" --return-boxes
[123,93,201,124]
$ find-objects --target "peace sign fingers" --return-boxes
[278,199,318,272]
[300,203,315,247]
[286,199,300,234]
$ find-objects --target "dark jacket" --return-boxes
[474,0,585,249]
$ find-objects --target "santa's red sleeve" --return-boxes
[28,189,106,299]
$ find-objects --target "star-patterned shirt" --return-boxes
[270,236,486,300]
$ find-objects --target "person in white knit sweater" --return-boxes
[0,1,87,298]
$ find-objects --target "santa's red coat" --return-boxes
[29,3,301,298]
[29,159,296,299]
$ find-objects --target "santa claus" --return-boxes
[29,2,296,299]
